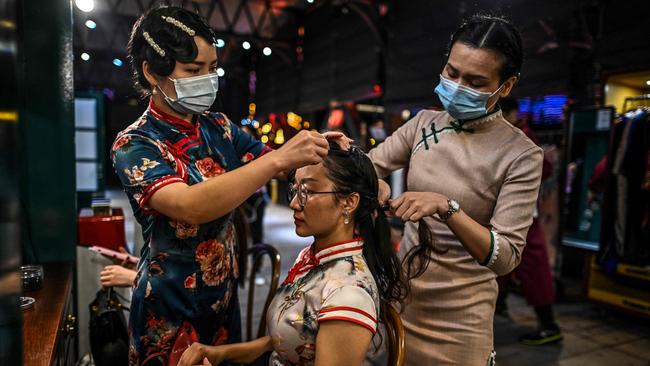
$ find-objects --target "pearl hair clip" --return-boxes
[143,31,166,57]
[161,15,196,36]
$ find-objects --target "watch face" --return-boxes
[450,200,460,211]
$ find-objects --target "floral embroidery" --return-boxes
[267,240,379,365]
[140,157,160,170]
[169,220,199,239]
[224,223,239,279]
[295,342,316,364]
[114,101,271,363]
[128,345,139,366]
[124,166,144,183]
[141,313,177,357]
[122,158,161,184]
[195,157,225,178]
[195,239,231,286]
[112,135,132,152]
[212,326,229,346]
[184,273,196,289]
[211,282,232,313]
[241,152,255,163]
[153,139,178,168]
[278,281,307,321]
[149,252,169,276]
[301,307,319,338]
[213,115,232,141]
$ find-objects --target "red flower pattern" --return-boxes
[195,157,225,178]
[241,152,255,163]
[184,273,197,289]
[169,220,199,239]
[112,135,131,152]
[195,239,230,286]
[212,326,229,346]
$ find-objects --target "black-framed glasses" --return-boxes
[287,183,343,209]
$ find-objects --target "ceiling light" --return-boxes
[85,20,96,29]
[307,0,314,3]
[215,38,225,48]
[112,58,123,67]
[263,47,272,56]
[75,0,94,12]
[216,68,225,77]
[646,80,650,86]
[242,41,251,50]
[81,52,90,61]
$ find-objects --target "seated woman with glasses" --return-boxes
[179,142,409,366]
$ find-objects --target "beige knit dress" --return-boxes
[368,109,543,365]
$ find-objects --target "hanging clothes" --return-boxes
[599,109,650,265]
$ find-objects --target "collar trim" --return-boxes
[147,98,195,132]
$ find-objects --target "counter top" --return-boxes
[22,262,73,366]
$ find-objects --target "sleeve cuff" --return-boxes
[139,175,185,211]
[318,306,377,334]
[259,146,273,156]
[481,230,500,267]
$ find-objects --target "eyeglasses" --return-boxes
[287,183,344,209]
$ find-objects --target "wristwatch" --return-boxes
[439,199,460,221]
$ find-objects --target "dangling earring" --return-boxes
[343,210,350,225]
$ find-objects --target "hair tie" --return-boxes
[143,32,165,57]
[161,15,196,36]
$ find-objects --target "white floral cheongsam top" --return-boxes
[266,238,380,366]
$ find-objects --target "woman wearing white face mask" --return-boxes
[369,14,544,365]
[112,7,343,365]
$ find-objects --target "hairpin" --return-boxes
[161,15,196,36]
[143,31,166,57]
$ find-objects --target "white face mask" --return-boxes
[157,72,219,115]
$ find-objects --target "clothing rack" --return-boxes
[588,106,650,318]
[623,94,650,113]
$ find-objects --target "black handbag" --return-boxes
[89,287,130,366]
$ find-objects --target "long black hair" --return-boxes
[447,14,523,83]
[127,6,217,96]
[320,142,409,320]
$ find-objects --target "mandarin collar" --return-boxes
[455,108,503,129]
[281,238,364,286]
[312,238,364,264]
[147,98,196,133]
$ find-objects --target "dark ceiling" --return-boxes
[73,0,311,95]
[73,0,650,116]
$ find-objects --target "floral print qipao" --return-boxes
[266,239,380,366]
[111,100,271,365]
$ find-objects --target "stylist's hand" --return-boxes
[390,192,448,222]
[273,130,329,171]
[179,342,224,366]
[100,265,137,288]
[322,131,353,151]
[378,179,391,205]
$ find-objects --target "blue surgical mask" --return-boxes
[158,72,219,115]
[434,74,503,121]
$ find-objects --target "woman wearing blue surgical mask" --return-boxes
[112,7,342,365]
[369,14,544,365]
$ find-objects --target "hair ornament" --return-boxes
[143,31,166,57]
[161,15,196,36]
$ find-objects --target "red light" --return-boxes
[373,84,382,94]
